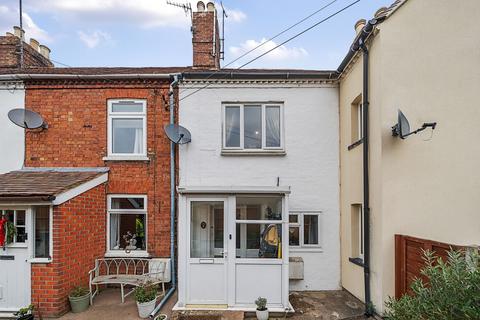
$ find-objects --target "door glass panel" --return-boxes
[16,210,25,225]
[190,201,224,258]
[236,196,282,220]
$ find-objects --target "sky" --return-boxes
[0,0,394,70]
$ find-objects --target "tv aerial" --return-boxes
[164,124,192,144]
[167,0,192,19]
[8,108,48,130]
[392,109,436,139]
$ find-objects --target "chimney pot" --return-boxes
[13,26,25,39]
[354,19,366,35]
[39,44,51,60]
[30,38,40,51]
[196,1,205,12]
[206,2,215,11]
[374,7,388,18]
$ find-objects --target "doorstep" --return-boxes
[173,301,295,314]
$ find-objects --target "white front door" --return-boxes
[186,198,228,305]
[0,208,31,312]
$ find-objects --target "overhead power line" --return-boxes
[179,0,362,102]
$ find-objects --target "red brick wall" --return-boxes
[192,10,220,69]
[0,35,53,69]
[25,80,173,258]
[31,183,106,317]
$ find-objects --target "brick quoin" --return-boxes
[25,79,176,317]
[31,184,106,317]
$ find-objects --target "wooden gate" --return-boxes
[394,234,463,298]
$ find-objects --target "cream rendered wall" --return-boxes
[340,0,480,314]
[0,83,24,173]
[179,83,341,291]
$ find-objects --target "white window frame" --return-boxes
[357,102,363,141]
[288,211,322,250]
[106,99,147,159]
[358,205,364,260]
[30,206,53,263]
[106,194,149,257]
[222,103,285,153]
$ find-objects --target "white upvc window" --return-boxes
[31,206,53,263]
[107,99,147,159]
[106,195,148,257]
[222,103,284,153]
[289,211,321,249]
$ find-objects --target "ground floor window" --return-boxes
[350,204,364,259]
[289,212,321,248]
[236,196,283,259]
[34,206,51,259]
[108,195,147,253]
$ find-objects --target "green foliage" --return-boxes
[255,297,267,311]
[5,220,16,245]
[69,286,89,297]
[15,304,33,316]
[385,249,480,320]
[134,282,158,303]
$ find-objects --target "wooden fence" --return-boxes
[394,234,464,298]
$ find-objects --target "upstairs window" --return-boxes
[107,100,146,157]
[223,103,284,152]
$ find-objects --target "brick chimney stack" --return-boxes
[192,1,220,70]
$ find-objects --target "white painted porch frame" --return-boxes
[178,189,290,310]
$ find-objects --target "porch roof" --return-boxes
[0,167,109,203]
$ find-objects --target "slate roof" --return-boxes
[0,168,108,201]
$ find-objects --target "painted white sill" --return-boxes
[104,251,151,258]
[221,149,286,156]
[30,258,52,264]
[289,247,324,253]
[103,155,150,161]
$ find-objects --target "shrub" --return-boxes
[69,286,89,297]
[134,282,158,303]
[255,297,267,311]
[385,249,480,320]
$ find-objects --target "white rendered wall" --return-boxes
[179,83,340,291]
[0,83,24,173]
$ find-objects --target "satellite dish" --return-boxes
[392,109,437,139]
[8,108,47,130]
[392,110,410,139]
[164,124,192,144]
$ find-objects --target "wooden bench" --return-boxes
[89,258,167,304]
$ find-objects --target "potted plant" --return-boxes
[68,286,90,313]
[154,314,168,320]
[255,297,269,320]
[134,282,158,318]
[14,304,34,320]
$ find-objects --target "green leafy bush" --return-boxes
[134,282,158,303]
[69,286,89,297]
[385,249,480,320]
[255,297,267,311]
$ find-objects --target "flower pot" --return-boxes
[154,314,168,320]
[136,299,157,318]
[68,292,90,313]
[256,309,269,320]
[16,315,34,320]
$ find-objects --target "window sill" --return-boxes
[30,258,52,264]
[103,156,150,162]
[349,257,365,267]
[289,247,323,253]
[104,251,151,258]
[221,149,286,156]
[347,139,363,151]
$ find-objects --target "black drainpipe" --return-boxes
[338,16,385,317]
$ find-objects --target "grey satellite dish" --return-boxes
[392,109,436,139]
[392,110,410,139]
[164,124,191,144]
[8,108,47,130]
